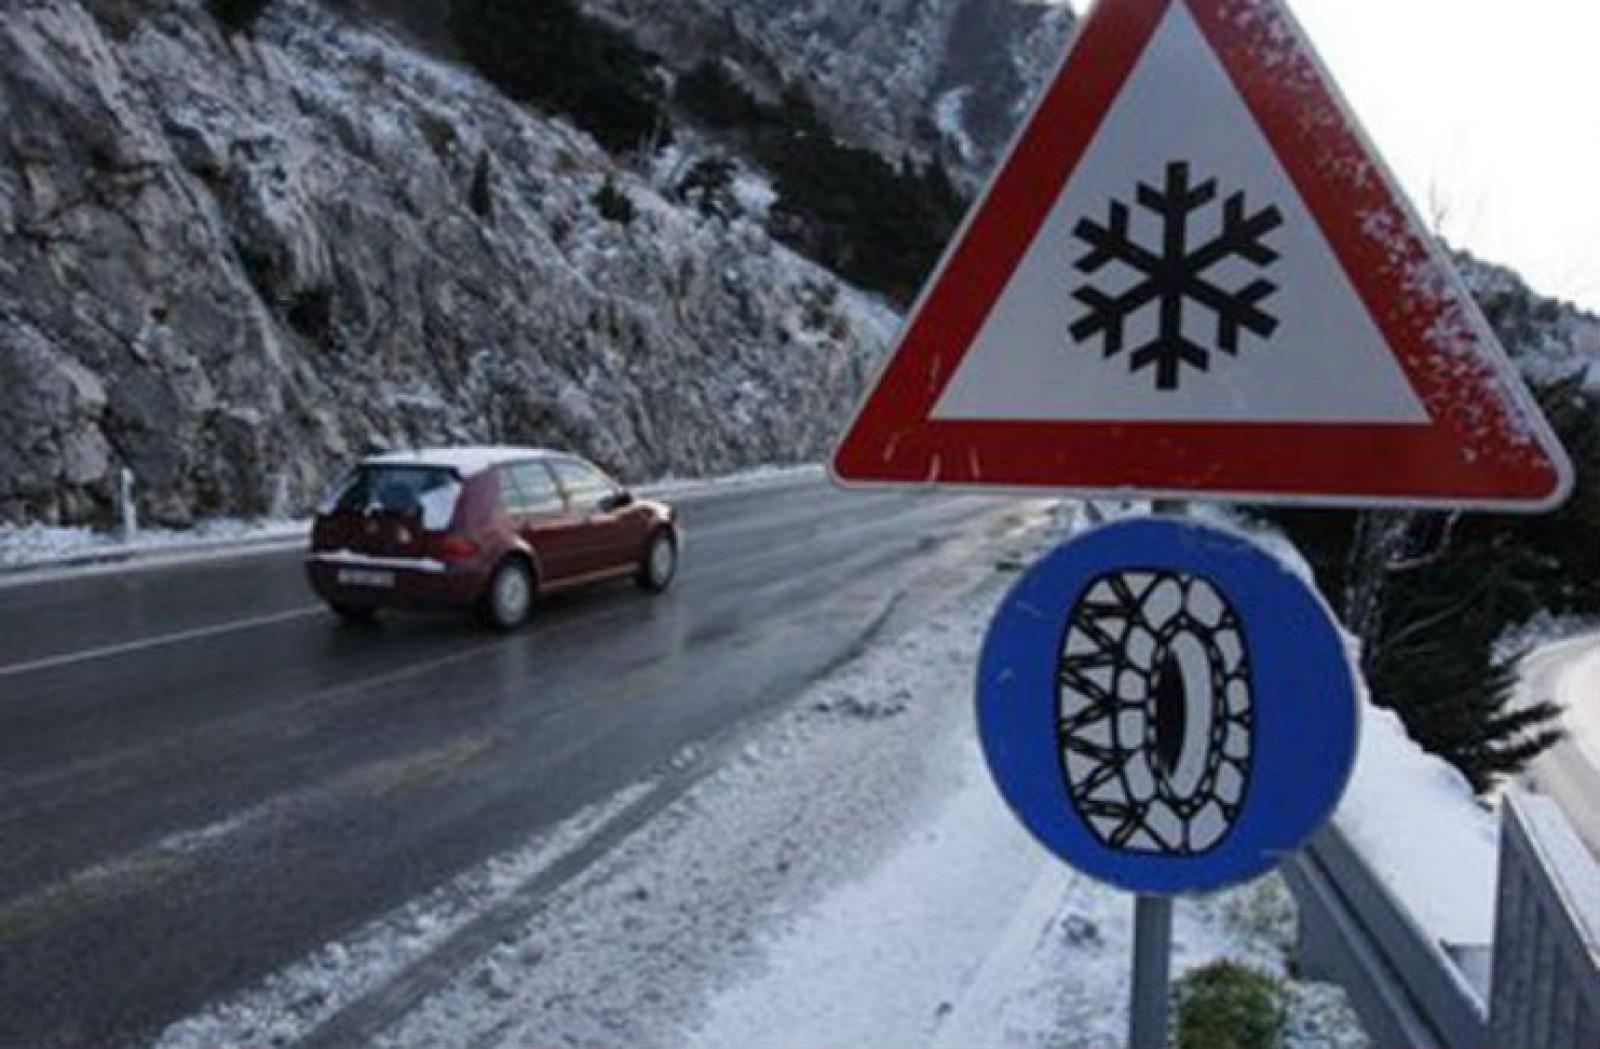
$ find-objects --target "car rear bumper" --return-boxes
[305,551,484,609]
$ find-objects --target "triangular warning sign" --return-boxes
[831,0,1573,511]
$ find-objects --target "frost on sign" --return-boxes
[1058,568,1253,856]
[1070,161,1285,391]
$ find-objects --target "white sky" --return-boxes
[1061,0,1600,312]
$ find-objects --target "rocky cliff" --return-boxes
[0,0,896,526]
[1,0,1592,531]
[578,0,1077,185]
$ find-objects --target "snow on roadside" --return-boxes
[156,782,655,1049]
[683,732,1361,1049]
[1497,611,1600,665]
[0,462,830,571]
[639,463,826,498]
[1334,705,1499,947]
[354,519,1361,1049]
[1528,632,1600,775]
[0,518,308,569]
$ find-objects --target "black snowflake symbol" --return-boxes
[1070,161,1285,391]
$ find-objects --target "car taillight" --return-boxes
[432,535,480,562]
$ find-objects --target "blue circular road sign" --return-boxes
[978,517,1359,895]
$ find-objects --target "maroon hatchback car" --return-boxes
[306,447,679,629]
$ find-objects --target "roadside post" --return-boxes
[827,0,1573,1044]
[119,467,138,543]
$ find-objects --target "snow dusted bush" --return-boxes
[1175,962,1288,1049]
[209,0,273,33]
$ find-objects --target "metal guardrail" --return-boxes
[1285,825,1487,1048]
[1491,793,1600,1049]
[1286,792,1600,1049]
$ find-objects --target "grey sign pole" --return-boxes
[1125,497,1190,1049]
[1129,894,1175,1048]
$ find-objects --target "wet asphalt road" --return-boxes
[0,477,1017,1049]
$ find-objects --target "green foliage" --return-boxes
[767,141,965,305]
[592,177,635,226]
[449,0,670,155]
[1175,962,1288,1049]
[676,62,767,131]
[673,73,967,306]
[210,0,273,33]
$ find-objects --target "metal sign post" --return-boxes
[1130,894,1174,1048]
[1127,501,1187,1049]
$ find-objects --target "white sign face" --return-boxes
[932,3,1428,424]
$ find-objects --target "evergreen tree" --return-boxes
[449,0,669,155]
[210,0,273,33]
[675,62,766,131]
[468,149,494,222]
[592,177,635,226]
[676,156,738,221]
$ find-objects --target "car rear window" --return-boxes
[323,466,463,530]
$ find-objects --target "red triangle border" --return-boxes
[831,0,1572,511]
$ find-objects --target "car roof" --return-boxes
[361,446,566,477]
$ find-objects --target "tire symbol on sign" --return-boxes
[1057,570,1253,856]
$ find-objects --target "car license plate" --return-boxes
[338,569,395,589]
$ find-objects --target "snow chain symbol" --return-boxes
[1070,161,1285,391]
[1057,569,1253,856]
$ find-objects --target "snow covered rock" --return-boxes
[0,0,895,526]
[579,0,1077,187]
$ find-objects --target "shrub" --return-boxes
[1175,962,1287,1049]
[592,177,635,226]
[449,0,670,155]
[767,135,966,306]
[210,0,273,33]
[468,149,494,221]
[675,61,768,131]
[676,156,738,221]
[671,73,970,305]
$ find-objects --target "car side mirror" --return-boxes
[604,490,635,511]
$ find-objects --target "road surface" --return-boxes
[0,477,1023,1048]
[1521,631,1600,858]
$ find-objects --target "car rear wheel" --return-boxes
[638,530,677,593]
[482,558,534,631]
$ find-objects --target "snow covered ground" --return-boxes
[0,518,308,570]
[1516,625,1600,858]
[1516,623,1600,770]
[1548,636,1600,773]
[155,507,1378,1049]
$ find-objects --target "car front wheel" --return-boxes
[637,530,678,593]
[482,558,535,630]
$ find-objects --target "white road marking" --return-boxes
[0,606,325,680]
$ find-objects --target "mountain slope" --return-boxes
[0,0,894,526]
[579,0,1076,185]
[1,0,1592,532]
